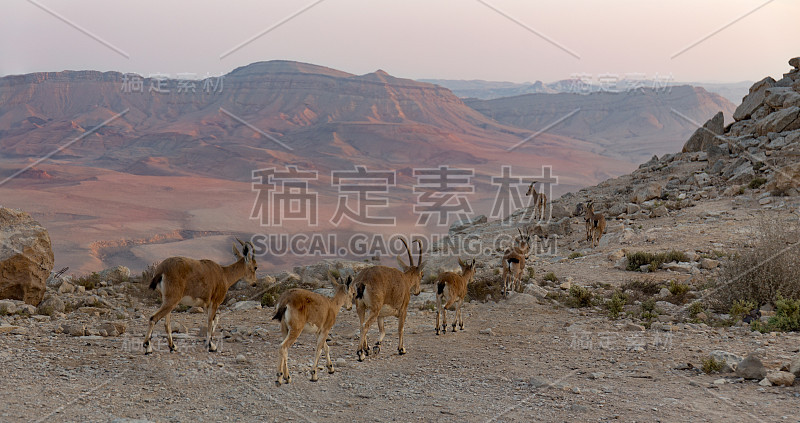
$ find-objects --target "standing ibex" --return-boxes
[435,258,476,335]
[353,239,424,361]
[501,228,531,297]
[525,181,548,221]
[580,201,606,248]
[272,275,355,385]
[143,239,257,354]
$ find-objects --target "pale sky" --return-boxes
[1,0,797,83]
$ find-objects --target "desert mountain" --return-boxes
[422,78,751,104]
[464,86,736,164]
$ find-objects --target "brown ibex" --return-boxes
[501,228,531,297]
[525,181,548,221]
[353,239,424,361]
[143,239,257,354]
[272,275,355,385]
[435,258,476,335]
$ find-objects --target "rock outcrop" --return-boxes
[682,111,724,153]
[0,208,54,305]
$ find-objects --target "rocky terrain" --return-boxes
[2,58,800,422]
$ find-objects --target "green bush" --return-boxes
[753,296,800,332]
[568,252,583,259]
[626,250,689,272]
[74,273,101,290]
[606,291,627,319]
[688,301,705,318]
[569,285,593,308]
[729,299,757,322]
[701,357,723,374]
[748,177,767,189]
[543,272,558,283]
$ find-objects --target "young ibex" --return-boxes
[143,239,257,354]
[501,228,531,297]
[272,275,355,385]
[353,239,424,361]
[583,201,606,248]
[525,181,548,221]
[435,258,476,335]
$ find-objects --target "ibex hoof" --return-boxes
[169,344,177,353]
[327,365,335,374]
[208,343,218,353]
[435,329,440,335]
[398,347,406,355]
[357,350,366,362]
[310,371,318,382]
[372,344,381,355]
[285,375,292,384]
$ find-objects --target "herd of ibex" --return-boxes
[140,183,606,385]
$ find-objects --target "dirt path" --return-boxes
[2,295,799,422]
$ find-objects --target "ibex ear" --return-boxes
[346,275,352,287]
[417,260,427,271]
[458,257,465,267]
[232,243,243,259]
[242,243,251,262]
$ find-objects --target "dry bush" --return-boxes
[467,273,504,302]
[714,218,800,310]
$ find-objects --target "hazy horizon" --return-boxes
[1,0,797,84]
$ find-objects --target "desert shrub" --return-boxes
[729,299,757,322]
[329,269,341,280]
[748,177,767,189]
[714,219,800,310]
[467,274,503,302]
[701,357,723,374]
[543,272,558,283]
[621,278,662,297]
[74,272,101,290]
[527,267,535,279]
[688,301,705,318]
[568,252,583,259]
[140,262,159,284]
[753,296,800,332]
[569,285,593,308]
[605,291,627,319]
[626,250,688,272]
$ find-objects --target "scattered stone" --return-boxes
[58,281,76,294]
[235,354,248,364]
[63,323,87,337]
[624,322,645,332]
[789,353,800,377]
[507,292,538,305]
[736,353,767,380]
[758,378,772,387]
[710,350,743,373]
[766,371,795,387]
[36,296,65,316]
[523,284,548,299]
[97,321,126,337]
[700,258,719,270]
[479,328,494,336]
[449,214,487,233]
[99,265,131,283]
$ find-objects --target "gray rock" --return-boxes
[700,258,719,270]
[0,208,54,306]
[99,266,131,283]
[449,215,487,233]
[682,112,725,152]
[626,204,641,215]
[734,77,775,121]
[651,205,668,218]
[736,353,767,380]
[789,353,800,377]
[36,296,64,316]
[710,350,743,373]
[756,106,800,135]
[523,284,548,299]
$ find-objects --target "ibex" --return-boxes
[353,239,424,361]
[525,181,548,221]
[143,239,257,354]
[501,228,531,297]
[582,201,606,248]
[272,275,355,385]
[435,258,476,335]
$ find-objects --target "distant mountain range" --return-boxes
[0,60,733,272]
[465,86,736,164]
[420,78,752,104]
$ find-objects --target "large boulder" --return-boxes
[734,77,775,121]
[771,162,800,193]
[756,106,800,135]
[735,353,767,380]
[682,112,724,153]
[0,208,54,305]
[630,183,663,204]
